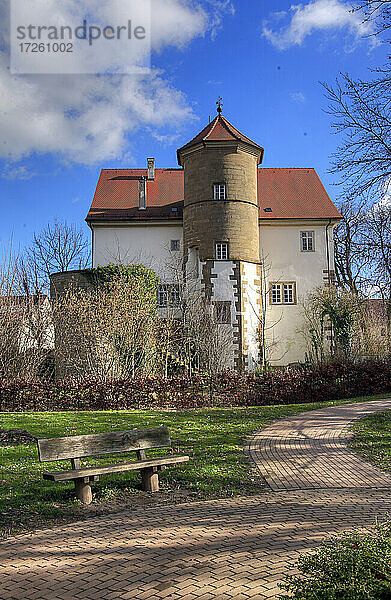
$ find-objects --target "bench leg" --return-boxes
[74,477,92,505]
[141,467,159,492]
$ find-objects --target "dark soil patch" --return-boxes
[0,429,36,446]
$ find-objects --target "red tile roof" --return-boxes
[177,114,264,164]
[258,169,341,220]
[86,167,341,223]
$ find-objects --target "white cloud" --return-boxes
[262,0,373,50]
[0,0,232,165]
[0,56,194,164]
[1,165,35,180]
[290,91,306,102]
[151,131,181,145]
[151,0,207,50]
[373,178,391,212]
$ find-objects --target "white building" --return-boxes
[86,110,341,368]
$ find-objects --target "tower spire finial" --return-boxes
[216,96,223,115]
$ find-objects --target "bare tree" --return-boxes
[182,294,234,375]
[299,286,362,362]
[353,1,391,34]
[334,200,371,294]
[323,1,391,200]
[26,219,90,292]
[0,243,53,380]
[362,203,391,345]
[324,73,391,199]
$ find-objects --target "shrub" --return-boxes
[279,520,391,600]
[0,357,390,412]
[52,264,159,380]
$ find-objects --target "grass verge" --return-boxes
[349,408,391,473]
[0,394,388,538]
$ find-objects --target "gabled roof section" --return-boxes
[86,167,341,223]
[177,114,264,165]
[87,169,184,223]
[258,169,342,220]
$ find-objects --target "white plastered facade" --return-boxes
[91,219,336,367]
[92,223,183,282]
[260,221,335,365]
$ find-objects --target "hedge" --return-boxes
[1,358,391,412]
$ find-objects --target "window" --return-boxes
[170,285,180,306]
[158,284,180,308]
[171,240,180,251]
[271,284,282,305]
[301,231,314,252]
[158,284,169,308]
[214,301,231,324]
[213,183,226,200]
[283,283,294,304]
[270,282,296,305]
[216,242,228,260]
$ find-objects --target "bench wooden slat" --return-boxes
[43,454,189,481]
[38,427,171,462]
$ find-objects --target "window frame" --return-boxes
[157,284,181,308]
[213,183,226,200]
[170,284,180,307]
[300,231,315,252]
[157,284,169,308]
[213,301,231,324]
[215,242,229,261]
[269,282,297,305]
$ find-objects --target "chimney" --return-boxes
[147,157,155,180]
[138,177,146,210]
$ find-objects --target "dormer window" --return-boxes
[216,242,228,260]
[213,183,226,200]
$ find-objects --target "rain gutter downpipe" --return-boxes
[325,218,332,285]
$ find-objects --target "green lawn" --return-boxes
[0,394,388,538]
[350,409,391,473]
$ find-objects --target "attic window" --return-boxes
[264,207,272,213]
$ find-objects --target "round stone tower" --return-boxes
[177,108,264,265]
[177,106,264,371]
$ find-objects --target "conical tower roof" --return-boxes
[177,114,264,165]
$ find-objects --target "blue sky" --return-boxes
[0,0,386,253]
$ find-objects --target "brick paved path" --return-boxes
[2,399,391,600]
[250,398,391,491]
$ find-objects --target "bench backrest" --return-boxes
[37,427,171,462]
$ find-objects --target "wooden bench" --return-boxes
[37,427,189,505]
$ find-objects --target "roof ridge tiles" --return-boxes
[177,114,263,156]
[203,116,220,141]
